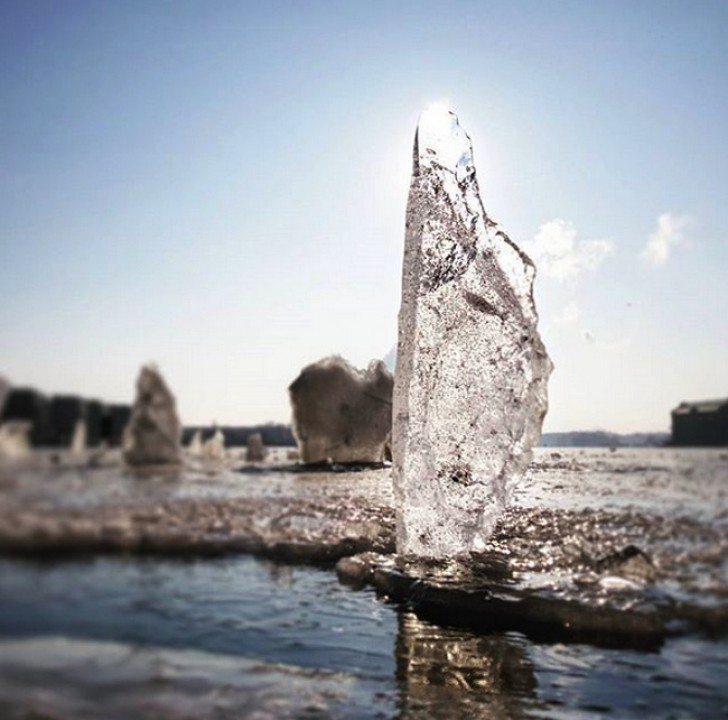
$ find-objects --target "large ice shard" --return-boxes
[393,105,552,558]
[122,365,182,467]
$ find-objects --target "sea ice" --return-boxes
[122,365,182,467]
[393,105,552,558]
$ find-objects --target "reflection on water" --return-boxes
[0,556,726,718]
[0,448,727,718]
[396,611,537,719]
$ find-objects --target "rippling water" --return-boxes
[0,448,726,718]
[0,555,726,718]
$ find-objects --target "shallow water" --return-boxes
[0,448,726,717]
[0,555,727,719]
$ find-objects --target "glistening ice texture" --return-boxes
[393,105,552,558]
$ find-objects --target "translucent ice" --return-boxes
[0,421,31,460]
[393,105,552,558]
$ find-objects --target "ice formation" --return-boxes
[393,105,552,558]
[0,421,31,460]
[122,365,182,467]
[289,356,393,464]
[203,428,226,461]
[70,419,86,455]
[245,432,267,462]
[187,430,203,457]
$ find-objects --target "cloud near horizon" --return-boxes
[642,212,691,266]
[528,219,614,282]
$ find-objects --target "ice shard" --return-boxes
[122,365,182,467]
[245,432,267,462]
[0,421,31,460]
[187,430,203,457]
[203,428,226,461]
[393,105,552,558]
[70,418,86,455]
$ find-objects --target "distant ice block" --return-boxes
[245,432,267,462]
[122,365,182,467]
[203,428,226,461]
[289,356,393,464]
[0,421,32,460]
[70,419,86,455]
[393,105,552,558]
[187,430,203,457]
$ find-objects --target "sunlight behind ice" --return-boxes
[393,107,552,559]
[416,102,474,182]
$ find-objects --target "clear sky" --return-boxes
[1,0,726,432]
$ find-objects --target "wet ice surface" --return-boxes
[0,447,726,717]
[509,448,728,611]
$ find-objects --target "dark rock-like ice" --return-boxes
[122,365,182,467]
[289,355,393,464]
[393,105,552,558]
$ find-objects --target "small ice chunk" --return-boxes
[122,365,182,467]
[70,419,86,455]
[0,421,32,460]
[203,428,226,461]
[245,432,267,462]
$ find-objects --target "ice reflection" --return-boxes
[395,611,537,719]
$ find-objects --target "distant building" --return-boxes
[671,398,728,446]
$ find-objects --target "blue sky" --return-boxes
[1,0,726,432]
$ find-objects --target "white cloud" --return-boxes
[528,219,614,282]
[642,212,691,266]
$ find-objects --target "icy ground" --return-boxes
[0,447,725,630]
